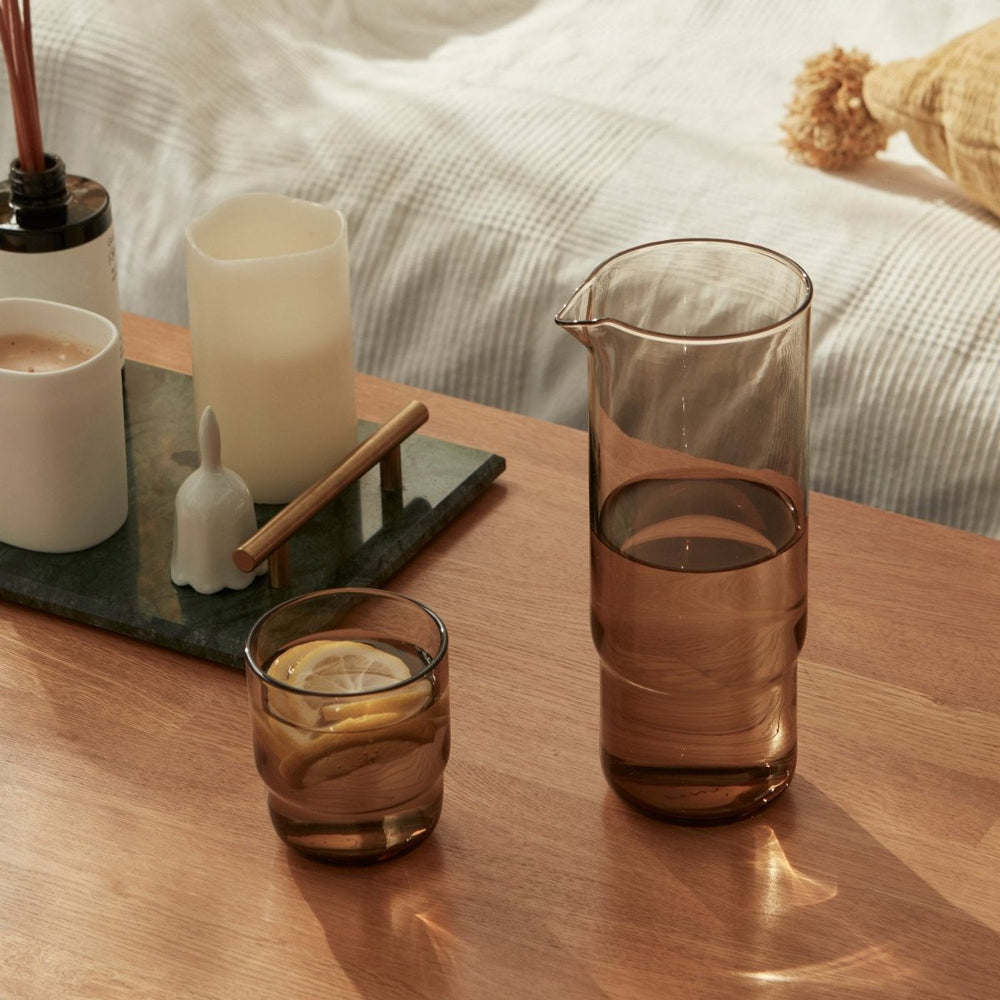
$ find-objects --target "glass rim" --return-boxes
[244,587,448,697]
[555,237,813,345]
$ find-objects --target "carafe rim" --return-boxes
[555,237,813,345]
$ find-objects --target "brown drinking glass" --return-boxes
[245,588,450,863]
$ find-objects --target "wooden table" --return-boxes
[2,315,997,999]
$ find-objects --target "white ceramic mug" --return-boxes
[0,298,128,552]
[185,192,357,505]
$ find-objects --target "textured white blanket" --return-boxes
[6,0,1000,536]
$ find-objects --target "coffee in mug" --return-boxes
[0,331,94,373]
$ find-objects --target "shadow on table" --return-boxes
[595,775,999,999]
[286,772,996,999]
[287,838,458,998]
[286,810,614,999]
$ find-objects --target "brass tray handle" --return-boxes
[233,400,429,588]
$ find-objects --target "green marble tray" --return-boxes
[0,361,505,667]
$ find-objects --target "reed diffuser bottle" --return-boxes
[0,1,122,352]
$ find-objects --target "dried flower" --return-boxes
[780,46,888,170]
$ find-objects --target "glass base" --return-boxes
[267,794,442,865]
[601,750,795,825]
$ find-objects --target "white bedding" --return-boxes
[7,0,1000,537]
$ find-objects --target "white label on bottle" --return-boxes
[0,226,123,365]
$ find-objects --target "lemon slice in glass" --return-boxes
[269,639,412,693]
[262,639,436,787]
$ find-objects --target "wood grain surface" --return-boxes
[1,314,997,999]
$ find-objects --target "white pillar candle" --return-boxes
[185,193,357,504]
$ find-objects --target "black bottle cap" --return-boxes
[0,152,113,251]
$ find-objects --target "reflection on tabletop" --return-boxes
[283,763,997,1000]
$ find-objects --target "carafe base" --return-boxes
[601,750,795,825]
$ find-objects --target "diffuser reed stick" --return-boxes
[0,0,122,372]
[0,0,44,172]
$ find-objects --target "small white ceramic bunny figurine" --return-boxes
[170,405,268,594]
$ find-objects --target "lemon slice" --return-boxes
[268,639,411,693]
[265,639,415,728]
[260,639,437,788]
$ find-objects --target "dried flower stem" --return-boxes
[0,0,45,172]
